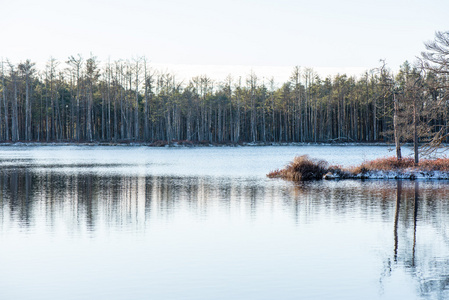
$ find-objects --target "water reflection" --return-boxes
[390,181,449,299]
[0,169,272,233]
[1,169,449,299]
[290,181,449,300]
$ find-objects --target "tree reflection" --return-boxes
[1,169,449,299]
[0,169,270,232]
[412,181,418,267]
[393,180,401,262]
[386,180,449,299]
[290,180,449,299]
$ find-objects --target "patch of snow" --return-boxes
[323,169,449,180]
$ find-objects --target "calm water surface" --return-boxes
[0,145,448,300]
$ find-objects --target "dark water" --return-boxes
[0,146,448,300]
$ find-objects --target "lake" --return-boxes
[0,145,448,300]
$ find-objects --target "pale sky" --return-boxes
[1,0,447,82]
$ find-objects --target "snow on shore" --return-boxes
[324,169,449,180]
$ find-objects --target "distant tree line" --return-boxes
[0,32,448,146]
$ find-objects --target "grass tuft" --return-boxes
[267,155,328,181]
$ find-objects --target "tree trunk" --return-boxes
[134,60,140,140]
[11,68,19,142]
[2,62,9,141]
[413,97,418,165]
[393,92,402,159]
[25,71,31,141]
[143,61,150,141]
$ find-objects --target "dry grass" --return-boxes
[267,155,328,181]
[349,157,415,174]
[417,158,449,171]
[266,169,283,178]
[351,156,449,173]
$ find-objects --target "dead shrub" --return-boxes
[267,155,328,181]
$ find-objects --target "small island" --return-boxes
[267,155,449,181]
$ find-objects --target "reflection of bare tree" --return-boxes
[290,180,449,299]
[394,180,401,262]
[412,181,418,267]
[386,181,449,299]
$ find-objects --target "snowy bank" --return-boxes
[324,169,449,180]
[269,155,449,181]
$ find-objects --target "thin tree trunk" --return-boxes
[25,71,31,140]
[413,97,418,164]
[11,67,19,142]
[143,61,150,141]
[134,59,140,140]
[393,92,402,159]
[2,62,9,141]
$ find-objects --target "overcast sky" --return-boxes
[1,0,447,82]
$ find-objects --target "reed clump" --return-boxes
[267,155,328,181]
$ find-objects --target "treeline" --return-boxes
[0,35,448,144]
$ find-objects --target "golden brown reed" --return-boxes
[351,156,449,173]
[267,155,328,181]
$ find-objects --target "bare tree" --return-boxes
[290,66,302,142]
[393,82,402,160]
[422,31,449,75]
[1,60,9,141]
[85,55,100,141]
[133,57,142,140]
[18,60,36,141]
[8,61,19,142]
[143,57,154,141]
[420,31,449,154]
[67,55,83,141]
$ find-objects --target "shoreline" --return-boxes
[0,140,412,147]
[268,155,449,181]
[323,170,449,180]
